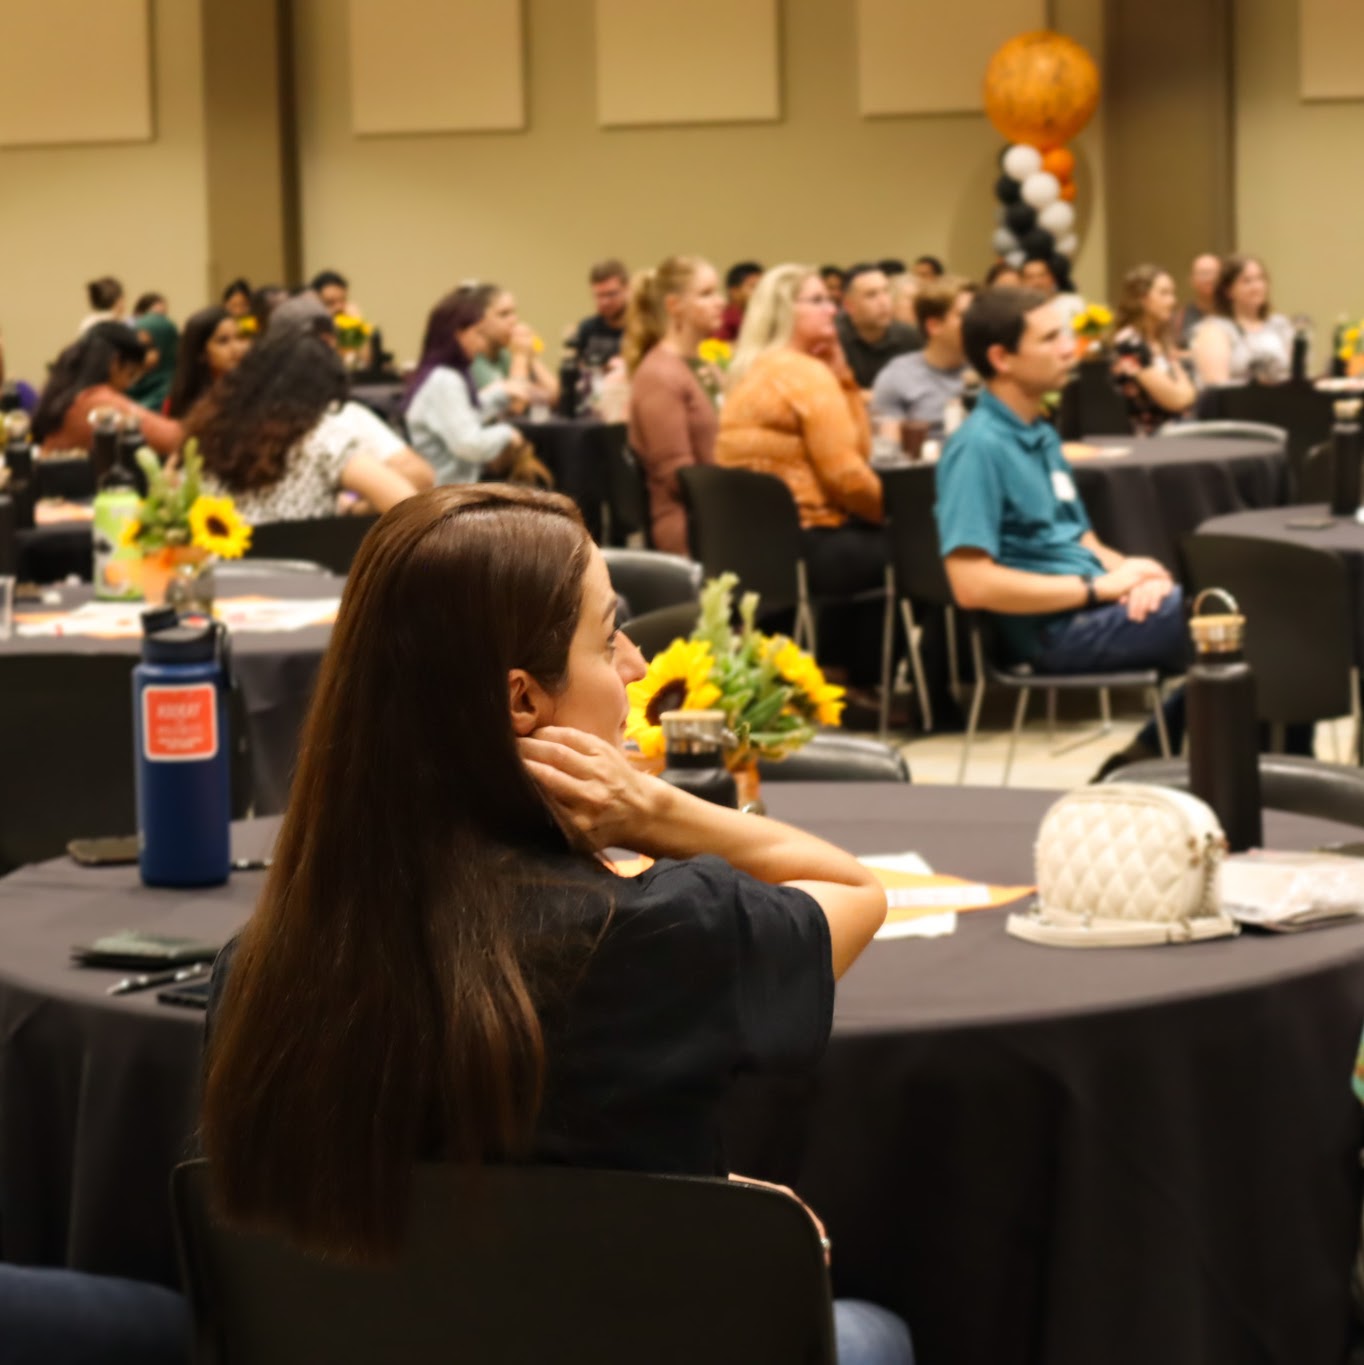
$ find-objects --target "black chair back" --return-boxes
[1182,533,1354,725]
[1058,360,1132,439]
[605,439,653,547]
[172,1161,835,1365]
[620,602,701,659]
[759,731,910,783]
[601,547,701,616]
[678,467,803,613]
[0,653,253,873]
[246,516,378,577]
[880,466,953,608]
[1100,754,1364,828]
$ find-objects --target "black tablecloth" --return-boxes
[1,785,1362,1364]
[1073,435,1288,572]
[1196,504,1364,663]
[512,417,625,543]
[2,575,335,813]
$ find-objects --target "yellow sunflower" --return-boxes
[768,638,845,727]
[625,639,722,758]
[188,495,252,559]
[117,518,143,550]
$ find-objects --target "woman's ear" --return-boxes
[508,668,553,737]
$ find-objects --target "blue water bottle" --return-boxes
[133,612,232,886]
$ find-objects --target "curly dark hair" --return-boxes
[187,330,345,492]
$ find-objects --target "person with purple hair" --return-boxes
[403,286,551,487]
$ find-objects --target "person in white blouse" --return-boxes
[403,287,551,488]
[1190,254,1296,387]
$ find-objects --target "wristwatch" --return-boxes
[1081,575,1099,608]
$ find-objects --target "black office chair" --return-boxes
[246,516,378,577]
[172,1160,836,1365]
[1182,533,1359,755]
[759,731,910,783]
[678,465,890,668]
[603,439,653,548]
[602,547,701,617]
[619,602,701,660]
[0,654,253,873]
[1099,754,1364,829]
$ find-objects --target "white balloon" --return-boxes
[1021,171,1061,209]
[1057,233,1079,256]
[1005,249,1025,268]
[992,227,1018,255]
[1038,200,1075,235]
[1002,143,1043,182]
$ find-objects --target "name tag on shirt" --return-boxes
[1051,470,1078,502]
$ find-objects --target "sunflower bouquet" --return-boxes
[1071,303,1114,346]
[625,573,844,768]
[691,337,733,409]
[119,439,252,560]
[334,312,373,354]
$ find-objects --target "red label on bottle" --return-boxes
[142,684,218,762]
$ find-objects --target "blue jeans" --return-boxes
[0,1267,188,1365]
[1032,584,1188,754]
[834,1298,915,1365]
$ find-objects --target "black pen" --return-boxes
[107,961,212,997]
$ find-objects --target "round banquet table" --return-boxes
[1,784,1362,1365]
[1071,433,1288,573]
[1196,503,1364,662]
[1,574,337,819]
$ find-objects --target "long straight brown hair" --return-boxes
[201,485,598,1262]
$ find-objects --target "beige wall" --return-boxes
[0,2,209,384]
[292,0,1107,366]
[1236,0,1364,356]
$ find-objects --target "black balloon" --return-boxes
[1020,226,1055,258]
[995,173,1021,205]
[1005,201,1036,235]
[1051,253,1076,292]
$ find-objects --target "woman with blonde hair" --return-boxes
[623,256,725,554]
[1110,264,1196,433]
[717,265,885,684]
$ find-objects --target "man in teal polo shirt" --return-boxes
[935,287,1185,771]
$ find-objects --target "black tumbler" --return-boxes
[1187,588,1262,853]
[1330,400,1363,518]
[659,709,738,809]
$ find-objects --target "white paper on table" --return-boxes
[884,883,993,909]
[17,601,145,637]
[875,912,959,940]
[214,598,341,632]
[859,852,934,875]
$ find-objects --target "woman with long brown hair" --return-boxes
[201,484,908,1362]
[1110,264,1196,433]
[623,256,724,553]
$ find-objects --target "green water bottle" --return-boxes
[91,407,142,601]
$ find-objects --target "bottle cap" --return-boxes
[660,709,729,755]
[3,410,31,444]
[88,405,120,435]
[1189,587,1245,654]
[142,620,217,664]
[1334,397,1362,424]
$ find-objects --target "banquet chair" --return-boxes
[1158,420,1288,448]
[678,466,890,669]
[172,1160,835,1365]
[880,465,960,735]
[601,547,701,616]
[1182,533,1359,755]
[0,653,256,872]
[245,515,379,577]
[1099,754,1364,829]
[603,439,653,548]
[1057,360,1132,439]
[759,731,910,783]
[1204,380,1333,497]
[619,602,700,659]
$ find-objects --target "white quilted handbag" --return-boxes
[1008,783,1238,947]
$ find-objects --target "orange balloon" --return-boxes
[983,31,1101,148]
[1042,147,1076,180]
[1059,180,1078,202]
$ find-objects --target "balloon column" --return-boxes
[984,32,1100,284]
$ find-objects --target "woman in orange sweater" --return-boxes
[33,322,183,457]
[716,265,886,681]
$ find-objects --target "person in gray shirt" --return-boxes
[871,276,975,435]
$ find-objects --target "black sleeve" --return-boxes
[632,855,834,1076]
